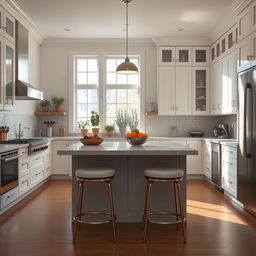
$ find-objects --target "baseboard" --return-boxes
[50,175,71,180]
[187,174,206,180]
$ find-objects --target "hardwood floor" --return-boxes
[0,180,256,256]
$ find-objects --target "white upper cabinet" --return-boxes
[175,47,192,66]
[252,0,256,32]
[237,35,252,72]
[238,4,252,42]
[158,47,175,65]
[157,66,176,115]
[192,67,209,115]
[0,37,3,110]
[175,67,191,115]
[192,47,209,65]
[3,40,15,111]
[3,11,15,44]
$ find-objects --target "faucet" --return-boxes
[18,123,30,139]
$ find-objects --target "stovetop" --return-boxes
[1,139,46,146]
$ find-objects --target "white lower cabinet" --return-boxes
[186,141,202,175]
[221,145,237,198]
[1,187,19,208]
[30,168,44,189]
[19,174,30,196]
[202,140,212,179]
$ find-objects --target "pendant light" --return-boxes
[116,0,138,75]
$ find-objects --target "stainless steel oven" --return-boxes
[0,150,19,195]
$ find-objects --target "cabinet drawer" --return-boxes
[29,154,44,169]
[30,169,44,188]
[222,156,237,176]
[222,172,237,198]
[19,147,28,158]
[44,165,51,178]
[19,174,30,196]
[222,145,237,159]
[19,157,29,177]
[1,187,19,208]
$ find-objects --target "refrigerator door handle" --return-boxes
[245,83,253,158]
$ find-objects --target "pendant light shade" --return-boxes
[117,0,138,75]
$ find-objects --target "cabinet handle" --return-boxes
[206,167,210,170]
[7,193,15,199]
[21,179,28,185]
[232,40,236,46]
[227,161,233,166]
[35,157,41,161]
[247,55,254,61]
[231,100,236,107]
[175,106,178,111]
[2,26,7,31]
[212,105,216,110]
[218,104,222,109]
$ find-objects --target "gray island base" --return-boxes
[58,141,198,222]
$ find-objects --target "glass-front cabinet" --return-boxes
[3,40,15,110]
[3,11,15,43]
[193,47,209,65]
[158,47,175,65]
[175,47,192,65]
[192,67,209,115]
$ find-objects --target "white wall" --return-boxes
[40,39,157,134]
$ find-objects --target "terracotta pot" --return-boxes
[42,106,49,112]
[55,105,64,112]
[92,128,100,136]
[105,130,114,137]
[81,129,89,137]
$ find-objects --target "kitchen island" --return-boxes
[58,141,197,222]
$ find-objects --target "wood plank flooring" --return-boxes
[0,180,256,256]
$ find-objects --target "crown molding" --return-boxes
[2,0,46,44]
[152,37,210,47]
[42,38,155,47]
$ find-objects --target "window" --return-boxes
[74,57,99,125]
[72,55,140,131]
[105,57,140,125]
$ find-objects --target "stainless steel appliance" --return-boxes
[1,139,48,155]
[211,141,223,191]
[0,150,19,195]
[15,21,43,100]
[238,67,256,216]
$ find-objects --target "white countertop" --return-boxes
[58,141,198,156]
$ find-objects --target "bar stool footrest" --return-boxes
[146,211,184,225]
[73,211,116,225]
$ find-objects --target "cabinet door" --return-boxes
[158,47,175,65]
[0,37,3,110]
[52,141,70,175]
[3,11,15,44]
[175,67,191,115]
[3,40,15,111]
[186,141,202,175]
[227,26,238,50]
[193,47,209,65]
[237,36,252,73]
[238,5,252,42]
[0,7,3,37]
[175,47,192,66]
[250,30,256,67]
[221,58,229,114]
[228,51,238,113]
[192,67,209,115]
[211,45,216,63]
[157,66,175,115]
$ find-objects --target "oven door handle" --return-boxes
[3,155,21,162]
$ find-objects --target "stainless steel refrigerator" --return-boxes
[238,67,256,216]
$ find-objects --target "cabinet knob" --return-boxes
[231,100,236,107]
[2,26,7,31]
[218,104,222,109]
[247,55,254,61]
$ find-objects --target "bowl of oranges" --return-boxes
[125,129,148,146]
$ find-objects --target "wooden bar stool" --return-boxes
[143,168,186,243]
[73,168,116,243]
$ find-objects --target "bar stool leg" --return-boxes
[143,179,150,226]
[177,181,186,243]
[107,181,116,243]
[78,181,84,231]
[73,181,83,243]
[173,182,179,231]
[143,180,153,243]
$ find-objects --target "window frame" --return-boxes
[69,49,145,134]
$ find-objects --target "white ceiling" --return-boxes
[15,0,237,39]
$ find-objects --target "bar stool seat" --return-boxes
[73,168,116,243]
[76,168,115,179]
[143,167,186,243]
[144,168,184,179]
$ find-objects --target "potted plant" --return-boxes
[78,120,90,137]
[105,124,115,137]
[129,109,139,131]
[51,97,65,112]
[115,109,129,137]
[40,99,50,112]
[90,111,100,136]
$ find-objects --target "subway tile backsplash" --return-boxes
[0,112,38,139]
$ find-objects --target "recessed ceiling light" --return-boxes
[64,28,70,32]
[178,28,184,32]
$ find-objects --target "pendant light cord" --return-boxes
[126,1,129,60]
